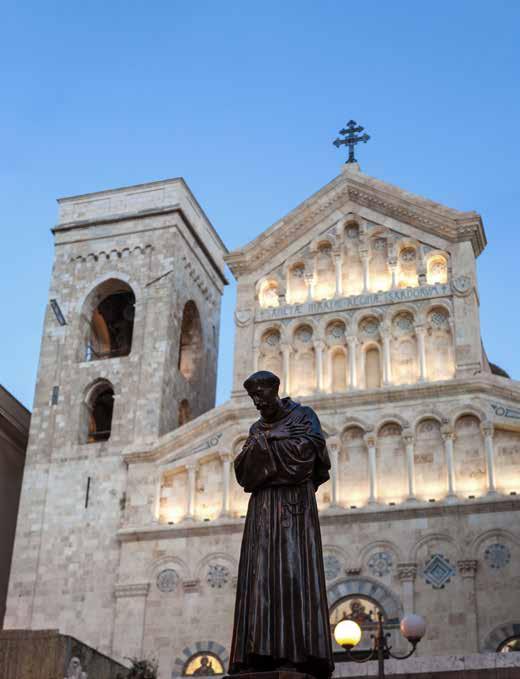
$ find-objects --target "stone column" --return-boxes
[253,343,260,373]
[389,258,398,289]
[416,325,427,382]
[281,343,292,395]
[403,430,416,500]
[314,340,325,392]
[365,433,378,504]
[219,453,232,517]
[304,273,314,301]
[361,253,370,293]
[381,325,392,385]
[442,429,457,498]
[397,563,417,615]
[326,347,333,391]
[481,422,497,494]
[334,252,343,297]
[457,560,479,651]
[347,336,358,389]
[327,436,340,507]
[186,462,198,520]
[113,582,150,661]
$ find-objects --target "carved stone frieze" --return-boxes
[114,582,150,598]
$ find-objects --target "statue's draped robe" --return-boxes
[229,399,334,679]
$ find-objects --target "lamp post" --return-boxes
[334,611,426,679]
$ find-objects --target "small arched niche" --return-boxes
[179,301,203,380]
[82,380,115,443]
[83,279,135,361]
[427,255,448,285]
[258,279,280,308]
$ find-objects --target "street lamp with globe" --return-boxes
[334,612,426,679]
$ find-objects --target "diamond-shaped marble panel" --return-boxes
[423,554,455,589]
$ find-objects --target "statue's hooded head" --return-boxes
[243,371,281,420]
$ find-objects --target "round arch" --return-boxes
[327,576,403,622]
[172,641,229,677]
[482,622,520,653]
[375,414,410,435]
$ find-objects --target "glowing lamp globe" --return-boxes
[334,619,362,649]
[400,614,426,642]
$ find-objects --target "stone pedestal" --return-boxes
[0,629,128,679]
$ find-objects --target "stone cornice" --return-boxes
[54,204,229,286]
[225,169,486,277]
[122,401,250,465]
[297,374,520,415]
[117,496,520,543]
[123,374,520,466]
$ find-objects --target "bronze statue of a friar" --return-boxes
[228,371,334,679]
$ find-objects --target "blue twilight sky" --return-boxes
[1,1,519,410]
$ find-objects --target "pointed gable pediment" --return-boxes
[225,166,486,278]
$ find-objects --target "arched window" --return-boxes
[342,222,363,296]
[331,349,347,391]
[314,242,335,300]
[84,381,114,443]
[287,263,307,304]
[427,255,448,285]
[369,237,391,292]
[259,329,283,380]
[414,418,445,499]
[454,414,486,495]
[183,652,224,675]
[292,325,315,394]
[377,423,407,502]
[365,346,382,388]
[392,312,418,384]
[397,247,418,288]
[178,399,192,426]
[84,280,135,361]
[426,307,454,380]
[179,301,203,380]
[258,279,280,308]
[340,426,368,506]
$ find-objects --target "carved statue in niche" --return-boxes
[64,657,87,679]
[229,371,334,679]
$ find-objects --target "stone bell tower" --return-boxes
[4,178,227,653]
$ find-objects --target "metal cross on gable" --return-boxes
[333,120,370,164]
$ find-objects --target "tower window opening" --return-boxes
[87,384,115,443]
[179,399,192,426]
[86,288,135,361]
[179,301,203,380]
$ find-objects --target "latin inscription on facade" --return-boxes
[256,282,451,322]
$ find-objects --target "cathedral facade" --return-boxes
[6,164,520,678]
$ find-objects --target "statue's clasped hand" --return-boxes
[267,423,308,441]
